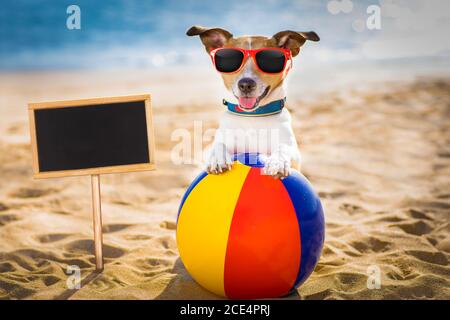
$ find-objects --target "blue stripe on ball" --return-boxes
[282,171,325,288]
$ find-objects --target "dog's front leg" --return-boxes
[263,143,301,179]
[205,133,233,174]
[262,117,302,178]
[262,145,291,179]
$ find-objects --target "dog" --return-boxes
[187,26,319,178]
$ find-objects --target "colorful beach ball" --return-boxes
[176,153,325,299]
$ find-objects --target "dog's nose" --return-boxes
[238,78,257,94]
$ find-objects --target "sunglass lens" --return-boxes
[255,50,286,73]
[214,49,244,72]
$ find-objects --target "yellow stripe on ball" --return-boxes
[176,162,250,296]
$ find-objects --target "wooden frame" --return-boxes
[28,94,156,179]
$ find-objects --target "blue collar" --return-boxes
[223,98,286,117]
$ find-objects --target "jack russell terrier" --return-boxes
[187,25,319,178]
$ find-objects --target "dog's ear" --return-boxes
[271,31,319,57]
[186,25,233,52]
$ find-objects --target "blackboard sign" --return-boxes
[28,94,155,178]
[28,94,155,270]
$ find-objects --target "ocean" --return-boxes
[0,0,449,71]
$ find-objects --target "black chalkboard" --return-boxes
[31,98,153,175]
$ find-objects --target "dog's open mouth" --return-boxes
[237,86,270,111]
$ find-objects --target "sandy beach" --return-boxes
[0,68,449,299]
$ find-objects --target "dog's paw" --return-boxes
[206,146,233,174]
[262,155,290,179]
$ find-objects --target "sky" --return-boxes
[0,0,449,70]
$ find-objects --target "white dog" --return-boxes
[187,26,319,178]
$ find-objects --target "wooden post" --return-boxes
[91,174,104,271]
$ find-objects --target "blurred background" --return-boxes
[0,0,449,300]
[1,0,449,85]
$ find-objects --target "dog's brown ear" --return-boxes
[186,25,233,52]
[272,31,319,57]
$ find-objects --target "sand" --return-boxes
[0,68,449,299]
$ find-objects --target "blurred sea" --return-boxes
[0,0,449,76]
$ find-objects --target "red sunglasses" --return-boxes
[210,47,292,74]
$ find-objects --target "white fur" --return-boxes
[206,106,301,178]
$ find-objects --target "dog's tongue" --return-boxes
[238,97,257,109]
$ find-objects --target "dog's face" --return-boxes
[187,26,319,110]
